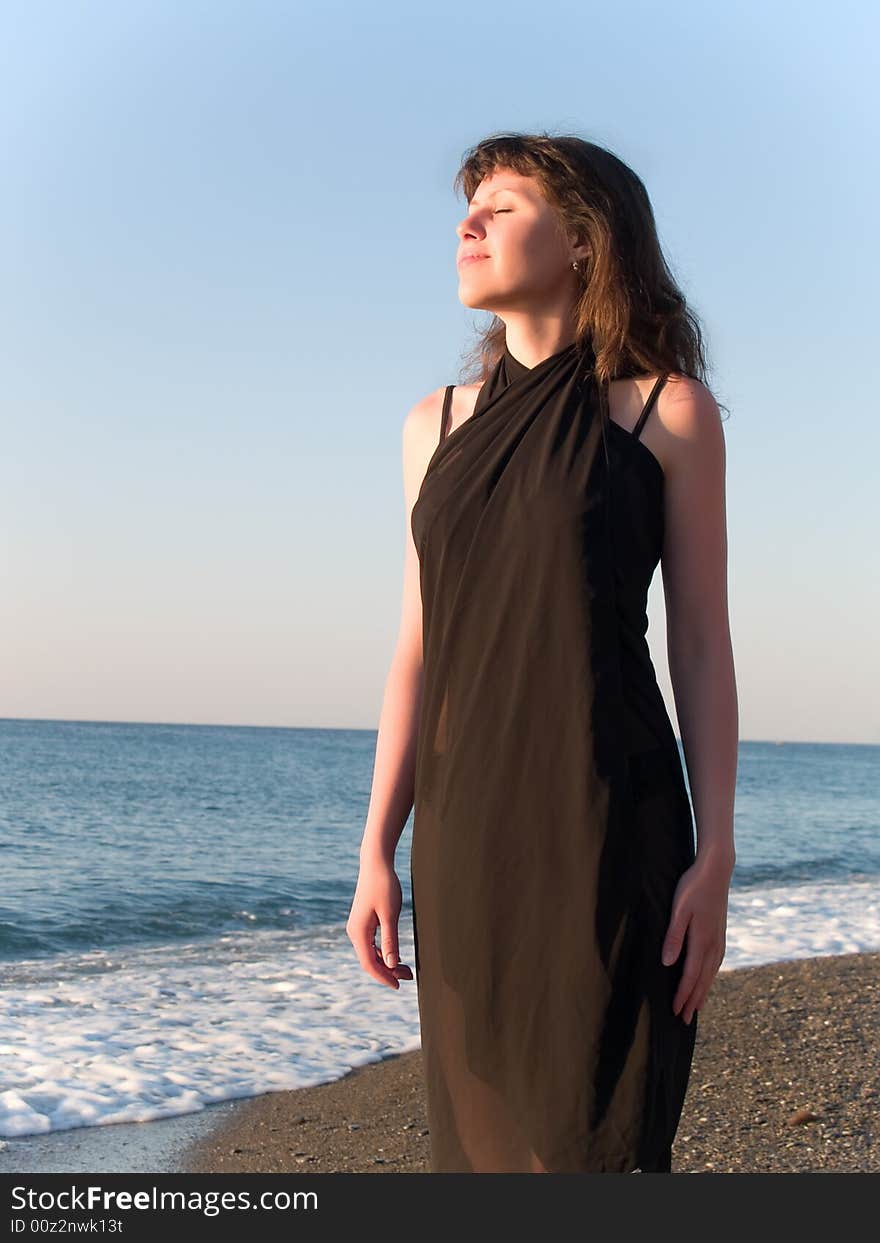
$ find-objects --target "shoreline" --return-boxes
[2,950,877,1175]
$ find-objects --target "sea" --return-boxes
[1,718,877,1142]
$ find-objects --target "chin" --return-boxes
[459,295,491,310]
[457,282,499,312]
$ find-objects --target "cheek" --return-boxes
[514,211,564,254]
[518,227,567,280]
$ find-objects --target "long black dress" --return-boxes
[409,339,697,1174]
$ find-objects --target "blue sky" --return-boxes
[2,0,877,743]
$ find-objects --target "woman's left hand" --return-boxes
[660,849,735,1024]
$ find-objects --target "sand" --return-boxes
[3,951,877,1175]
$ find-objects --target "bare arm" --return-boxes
[357,389,443,864]
[660,376,738,869]
[656,375,738,1025]
[346,387,445,989]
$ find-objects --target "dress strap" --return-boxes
[632,374,668,441]
[438,385,455,446]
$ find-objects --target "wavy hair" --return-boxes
[453,131,727,417]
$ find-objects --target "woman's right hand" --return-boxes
[346,854,414,990]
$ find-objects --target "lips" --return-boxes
[458,254,489,266]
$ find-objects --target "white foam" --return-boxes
[723,876,880,967]
[1,877,878,1141]
[0,925,421,1141]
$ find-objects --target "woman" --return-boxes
[347,132,738,1174]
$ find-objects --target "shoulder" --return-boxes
[403,384,446,443]
[402,387,449,479]
[400,385,458,508]
[657,373,721,431]
[402,381,483,448]
[654,373,725,479]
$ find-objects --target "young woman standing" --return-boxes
[347,132,737,1174]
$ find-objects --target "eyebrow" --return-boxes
[467,188,523,209]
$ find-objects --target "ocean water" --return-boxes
[0,718,877,1142]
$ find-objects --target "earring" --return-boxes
[571,260,579,271]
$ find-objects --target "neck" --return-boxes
[501,317,578,370]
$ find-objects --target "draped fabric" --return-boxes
[409,339,697,1174]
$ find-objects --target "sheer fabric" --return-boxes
[409,340,697,1173]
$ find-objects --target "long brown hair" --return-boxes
[453,131,727,417]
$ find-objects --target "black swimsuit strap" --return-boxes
[632,374,668,441]
[438,385,455,446]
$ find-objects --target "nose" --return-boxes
[456,210,485,242]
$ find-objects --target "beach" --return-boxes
[3,949,876,1175]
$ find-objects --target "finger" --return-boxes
[369,941,400,989]
[379,916,400,969]
[672,936,703,1017]
[369,941,414,988]
[371,921,415,989]
[347,912,414,989]
[350,916,403,989]
[375,907,416,981]
[661,910,689,967]
[676,945,719,1021]
[682,950,724,1023]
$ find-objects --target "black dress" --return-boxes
[409,340,697,1173]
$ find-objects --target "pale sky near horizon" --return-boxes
[2,0,877,744]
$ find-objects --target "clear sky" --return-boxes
[2,0,877,743]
